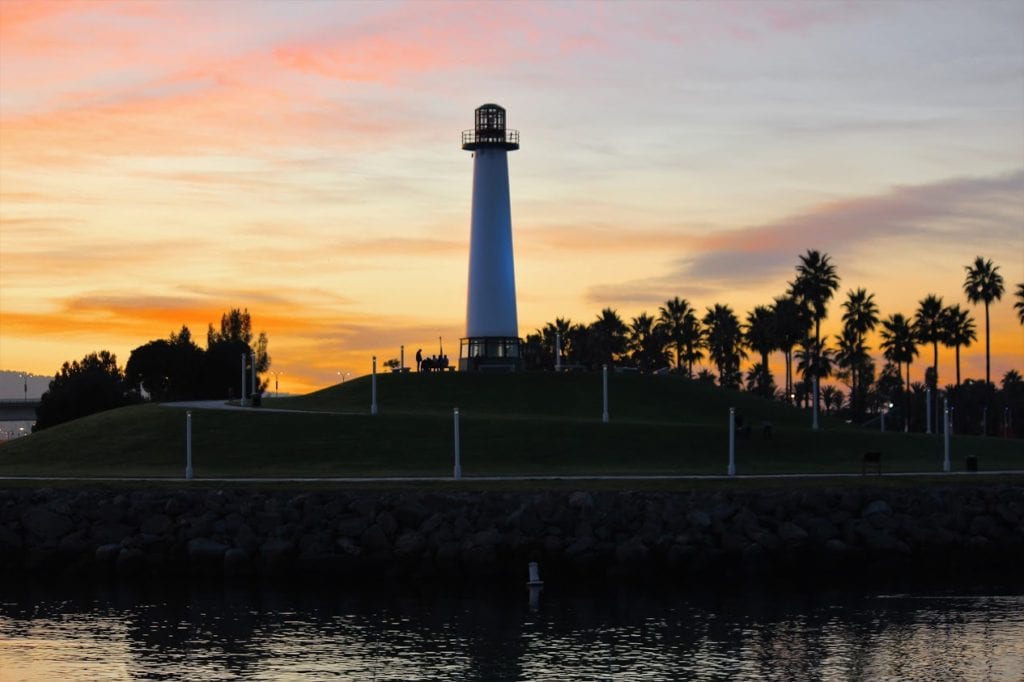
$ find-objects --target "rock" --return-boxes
[0,524,23,552]
[140,514,172,535]
[376,511,398,538]
[360,524,391,553]
[95,543,122,564]
[21,506,72,542]
[687,511,712,531]
[188,537,228,560]
[394,531,427,559]
[336,514,369,538]
[778,522,809,547]
[393,499,429,530]
[862,500,893,517]
[615,537,649,567]
[92,522,132,545]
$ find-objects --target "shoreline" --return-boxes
[2,483,1022,587]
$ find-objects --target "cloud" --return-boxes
[583,169,1024,304]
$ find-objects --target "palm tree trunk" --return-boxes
[955,345,961,387]
[984,302,991,386]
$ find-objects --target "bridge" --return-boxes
[0,400,40,422]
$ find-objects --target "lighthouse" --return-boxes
[459,103,522,372]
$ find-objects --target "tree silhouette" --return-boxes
[835,325,872,419]
[657,297,698,373]
[126,325,204,401]
[589,308,628,368]
[789,250,840,352]
[35,351,139,430]
[795,336,833,410]
[941,304,976,388]
[702,304,746,389]
[204,308,271,398]
[743,305,776,398]
[839,288,878,419]
[1014,282,1024,326]
[963,256,1004,386]
[772,295,809,401]
[628,312,670,372]
[914,294,945,389]
[880,313,919,429]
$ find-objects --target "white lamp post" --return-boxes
[453,407,462,479]
[371,356,378,415]
[240,353,247,406]
[601,364,609,423]
[728,407,736,476]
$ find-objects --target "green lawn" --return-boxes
[1,372,1020,478]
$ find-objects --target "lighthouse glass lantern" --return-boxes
[459,104,522,372]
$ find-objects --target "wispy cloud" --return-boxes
[584,170,1024,304]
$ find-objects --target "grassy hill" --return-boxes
[1,371,1020,478]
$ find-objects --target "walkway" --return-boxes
[0,471,1020,484]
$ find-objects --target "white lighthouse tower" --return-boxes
[459,103,522,372]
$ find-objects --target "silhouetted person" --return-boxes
[415,349,423,372]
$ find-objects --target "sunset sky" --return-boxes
[1,0,1021,396]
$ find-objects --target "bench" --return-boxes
[863,451,881,476]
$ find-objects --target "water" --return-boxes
[1,582,1022,681]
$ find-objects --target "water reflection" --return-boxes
[1,582,1022,681]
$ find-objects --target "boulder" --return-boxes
[21,506,72,542]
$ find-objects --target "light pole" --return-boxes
[240,353,247,406]
[270,370,283,397]
[337,371,350,383]
[22,374,28,403]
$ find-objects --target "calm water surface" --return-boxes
[1,581,1022,681]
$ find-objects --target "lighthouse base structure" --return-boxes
[459,336,522,372]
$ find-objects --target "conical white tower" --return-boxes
[459,103,522,372]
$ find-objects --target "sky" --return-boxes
[1,0,1022,396]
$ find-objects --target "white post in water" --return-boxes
[240,353,247,406]
[453,407,462,479]
[602,364,609,423]
[250,352,256,404]
[185,410,193,480]
[371,356,378,415]
[555,332,562,371]
[812,375,820,431]
[943,397,951,473]
[728,407,736,476]
[926,388,932,434]
[400,345,405,372]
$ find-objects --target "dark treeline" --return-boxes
[524,251,1024,437]
[34,309,270,431]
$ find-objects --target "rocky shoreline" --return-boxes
[2,484,1022,587]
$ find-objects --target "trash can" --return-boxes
[251,392,262,407]
[965,455,978,472]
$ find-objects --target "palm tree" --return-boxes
[657,297,697,373]
[880,313,919,429]
[702,304,747,389]
[834,325,871,417]
[789,250,840,351]
[628,313,669,372]
[914,294,945,389]
[1014,283,1024,326]
[795,336,833,410]
[963,256,1005,386]
[743,305,776,398]
[840,288,879,417]
[941,304,976,388]
[590,308,628,368]
[772,295,809,401]
[678,310,705,378]
[542,317,574,366]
